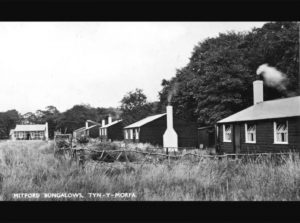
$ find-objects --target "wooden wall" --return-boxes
[107,122,124,141]
[218,117,300,153]
[138,115,198,147]
[198,127,216,149]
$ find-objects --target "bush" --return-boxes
[56,140,70,149]
[77,136,89,144]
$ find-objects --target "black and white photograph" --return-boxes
[0,21,299,202]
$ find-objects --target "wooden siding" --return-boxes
[218,117,300,153]
[136,115,198,147]
[198,127,216,149]
[107,122,124,141]
[100,122,124,142]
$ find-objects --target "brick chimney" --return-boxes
[45,122,49,141]
[108,115,112,124]
[253,80,263,105]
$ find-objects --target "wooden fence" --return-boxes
[53,137,299,169]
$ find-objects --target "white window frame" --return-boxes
[129,129,133,139]
[223,124,232,142]
[135,128,139,140]
[245,123,256,143]
[274,120,288,144]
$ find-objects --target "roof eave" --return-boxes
[218,115,300,124]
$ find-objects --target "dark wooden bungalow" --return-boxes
[123,113,198,148]
[99,119,123,142]
[73,120,101,139]
[217,95,300,154]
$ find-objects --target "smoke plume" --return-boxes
[256,64,289,91]
[167,82,179,104]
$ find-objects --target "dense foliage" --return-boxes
[0,110,21,139]
[120,88,159,126]
[0,105,121,139]
[158,22,299,125]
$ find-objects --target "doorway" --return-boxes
[26,133,30,140]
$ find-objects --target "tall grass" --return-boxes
[0,141,299,201]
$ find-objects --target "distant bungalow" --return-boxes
[73,120,101,139]
[123,106,198,149]
[10,123,49,140]
[99,115,123,142]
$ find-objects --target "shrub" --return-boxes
[77,136,89,144]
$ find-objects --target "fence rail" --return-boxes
[53,138,299,168]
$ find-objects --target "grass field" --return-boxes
[0,140,300,201]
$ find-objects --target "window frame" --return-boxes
[223,124,232,142]
[135,128,139,140]
[245,123,256,143]
[274,120,288,144]
[129,129,133,139]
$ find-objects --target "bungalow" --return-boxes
[99,116,123,142]
[73,120,101,139]
[123,105,198,150]
[10,123,49,140]
[217,80,300,154]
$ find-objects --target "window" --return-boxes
[18,132,24,139]
[124,130,128,139]
[245,123,256,143]
[274,120,288,144]
[130,129,133,139]
[223,124,232,142]
[135,128,139,140]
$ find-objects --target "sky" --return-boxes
[0,22,266,114]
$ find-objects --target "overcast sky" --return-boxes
[0,22,266,114]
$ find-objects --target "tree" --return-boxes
[0,109,21,139]
[21,112,37,124]
[56,105,96,134]
[56,105,120,137]
[158,22,299,126]
[34,106,60,139]
[120,89,156,126]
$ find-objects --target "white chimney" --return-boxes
[85,121,89,136]
[102,119,105,127]
[108,115,112,124]
[253,80,264,104]
[45,122,49,141]
[163,105,178,151]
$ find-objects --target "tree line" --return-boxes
[0,21,299,139]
